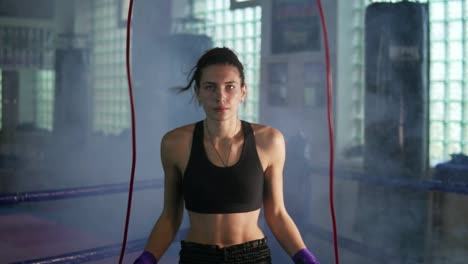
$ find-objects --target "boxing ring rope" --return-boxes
[1,170,467,207]
[0,179,163,205]
[10,238,147,264]
[324,168,468,195]
[4,169,467,263]
[10,224,393,264]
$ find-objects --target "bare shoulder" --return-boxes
[249,122,285,152]
[161,123,197,167]
[161,123,195,147]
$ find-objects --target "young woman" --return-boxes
[134,47,319,264]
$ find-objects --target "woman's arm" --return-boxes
[143,131,185,260]
[261,127,320,263]
[262,128,307,256]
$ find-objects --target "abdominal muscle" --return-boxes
[184,209,265,247]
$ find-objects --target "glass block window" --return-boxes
[190,0,262,122]
[348,0,367,148]
[35,70,55,130]
[427,0,467,164]
[88,0,261,133]
[91,0,128,135]
[351,0,467,165]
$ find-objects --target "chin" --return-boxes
[208,113,234,121]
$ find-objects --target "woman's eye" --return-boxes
[226,85,235,90]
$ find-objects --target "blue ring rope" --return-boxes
[1,170,467,206]
[328,168,468,195]
[0,180,163,205]
[9,238,146,264]
[10,224,395,264]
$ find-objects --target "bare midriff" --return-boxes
[184,209,265,247]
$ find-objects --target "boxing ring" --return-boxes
[2,169,467,264]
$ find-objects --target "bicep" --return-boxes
[160,134,184,219]
[263,129,287,216]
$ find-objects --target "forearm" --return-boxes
[266,211,306,257]
[145,214,182,260]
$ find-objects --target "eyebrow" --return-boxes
[201,81,238,85]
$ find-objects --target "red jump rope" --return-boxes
[119,1,339,263]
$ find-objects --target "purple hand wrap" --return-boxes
[133,251,158,264]
[292,248,320,264]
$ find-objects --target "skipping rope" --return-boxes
[316,0,340,263]
[119,0,340,264]
[119,0,135,263]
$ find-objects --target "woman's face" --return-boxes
[197,64,246,121]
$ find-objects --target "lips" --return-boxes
[214,107,228,112]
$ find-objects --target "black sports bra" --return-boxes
[183,120,264,214]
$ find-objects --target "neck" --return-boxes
[204,118,239,140]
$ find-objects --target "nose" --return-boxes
[215,87,226,102]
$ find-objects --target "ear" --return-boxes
[241,84,247,101]
[195,86,201,104]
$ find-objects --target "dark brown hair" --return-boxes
[178,47,245,94]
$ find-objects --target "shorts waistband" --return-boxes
[180,237,268,252]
